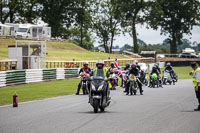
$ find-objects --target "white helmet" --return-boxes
[83,61,88,65]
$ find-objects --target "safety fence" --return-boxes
[46,58,154,69]
[0,68,79,87]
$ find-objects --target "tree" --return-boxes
[0,0,22,23]
[39,0,76,37]
[146,0,200,54]
[90,0,122,53]
[73,0,92,48]
[177,39,192,52]
[67,27,94,50]
[17,0,39,23]
[119,0,145,53]
[137,38,147,46]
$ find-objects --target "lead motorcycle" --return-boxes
[89,76,111,113]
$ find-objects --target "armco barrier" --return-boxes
[0,68,79,87]
[56,68,65,80]
[43,69,57,80]
[26,69,43,83]
[0,71,6,87]
[6,70,26,85]
[64,68,79,78]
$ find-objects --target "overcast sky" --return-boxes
[94,25,200,47]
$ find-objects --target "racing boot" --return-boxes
[76,83,81,95]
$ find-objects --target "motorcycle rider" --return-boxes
[150,63,162,86]
[91,60,110,100]
[126,63,143,95]
[164,62,175,83]
[107,62,118,90]
[121,64,130,88]
[134,60,141,70]
[76,62,91,95]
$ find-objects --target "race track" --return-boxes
[0,79,200,133]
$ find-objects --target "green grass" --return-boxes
[0,46,8,59]
[46,49,126,61]
[0,38,127,61]
[0,78,80,105]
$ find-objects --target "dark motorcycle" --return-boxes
[89,76,111,113]
[173,72,178,82]
[139,70,148,86]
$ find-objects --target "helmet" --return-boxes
[83,61,88,66]
[111,62,114,67]
[134,60,138,65]
[125,64,130,68]
[167,62,171,66]
[96,60,104,69]
[131,63,136,68]
[154,62,159,67]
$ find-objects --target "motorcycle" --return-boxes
[109,71,118,90]
[162,70,174,85]
[172,72,178,82]
[80,72,90,95]
[128,74,138,95]
[89,76,111,113]
[122,71,129,89]
[139,70,148,86]
[150,73,160,88]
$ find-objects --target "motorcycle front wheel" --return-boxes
[93,99,99,113]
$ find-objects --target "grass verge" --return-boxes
[0,78,80,105]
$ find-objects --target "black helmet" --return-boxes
[96,60,104,69]
[125,64,130,68]
[131,63,136,68]
[111,62,114,67]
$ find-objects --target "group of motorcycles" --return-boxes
[79,67,178,113]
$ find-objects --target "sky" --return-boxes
[94,25,200,47]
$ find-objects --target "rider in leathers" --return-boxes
[76,62,91,95]
[126,63,143,95]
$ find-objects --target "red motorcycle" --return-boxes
[80,72,90,95]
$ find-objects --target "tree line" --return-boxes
[0,0,199,53]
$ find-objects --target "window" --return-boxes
[17,28,28,33]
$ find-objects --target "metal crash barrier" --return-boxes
[0,68,79,87]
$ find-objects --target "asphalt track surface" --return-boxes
[0,79,200,133]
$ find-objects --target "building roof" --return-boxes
[140,51,156,55]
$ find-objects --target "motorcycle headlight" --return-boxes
[98,84,104,91]
[91,84,96,91]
